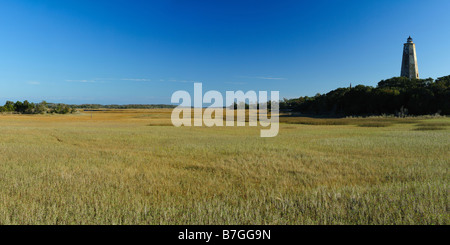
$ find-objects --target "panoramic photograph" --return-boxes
[0,0,448,240]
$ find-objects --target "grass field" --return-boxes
[0,109,448,224]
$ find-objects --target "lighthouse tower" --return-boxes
[401,36,419,79]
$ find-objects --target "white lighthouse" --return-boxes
[400,36,419,79]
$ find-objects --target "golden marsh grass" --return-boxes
[0,109,448,224]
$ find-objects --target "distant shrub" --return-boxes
[49,104,70,114]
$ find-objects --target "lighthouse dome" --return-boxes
[407,36,413,43]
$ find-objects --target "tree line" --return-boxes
[0,101,176,114]
[280,75,450,116]
[72,104,176,109]
[3,75,448,116]
[0,101,76,114]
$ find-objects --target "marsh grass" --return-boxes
[0,109,448,225]
[414,126,446,131]
[281,116,419,126]
[414,121,450,131]
[147,123,173,126]
[282,118,350,125]
[416,122,450,127]
[358,122,392,127]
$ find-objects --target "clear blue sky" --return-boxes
[0,0,449,104]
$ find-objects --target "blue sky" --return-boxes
[0,0,449,104]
